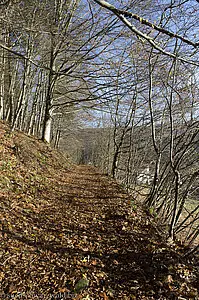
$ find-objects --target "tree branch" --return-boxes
[93,0,199,66]
[0,42,75,75]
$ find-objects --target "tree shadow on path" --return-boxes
[1,165,198,299]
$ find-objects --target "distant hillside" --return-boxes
[58,127,111,168]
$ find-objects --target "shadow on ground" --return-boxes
[1,166,199,299]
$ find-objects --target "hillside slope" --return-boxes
[0,121,198,299]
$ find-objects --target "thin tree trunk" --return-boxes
[0,49,5,119]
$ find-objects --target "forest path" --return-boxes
[1,163,199,299]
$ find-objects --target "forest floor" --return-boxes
[0,121,199,300]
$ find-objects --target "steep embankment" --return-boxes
[0,121,198,299]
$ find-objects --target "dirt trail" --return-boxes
[1,164,199,299]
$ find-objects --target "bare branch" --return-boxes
[93,0,199,66]
[95,0,198,47]
[0,42,75,75]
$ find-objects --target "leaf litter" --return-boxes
[0,121,199,299]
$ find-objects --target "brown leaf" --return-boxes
[0,272,5,282]
[100,292,109,300]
